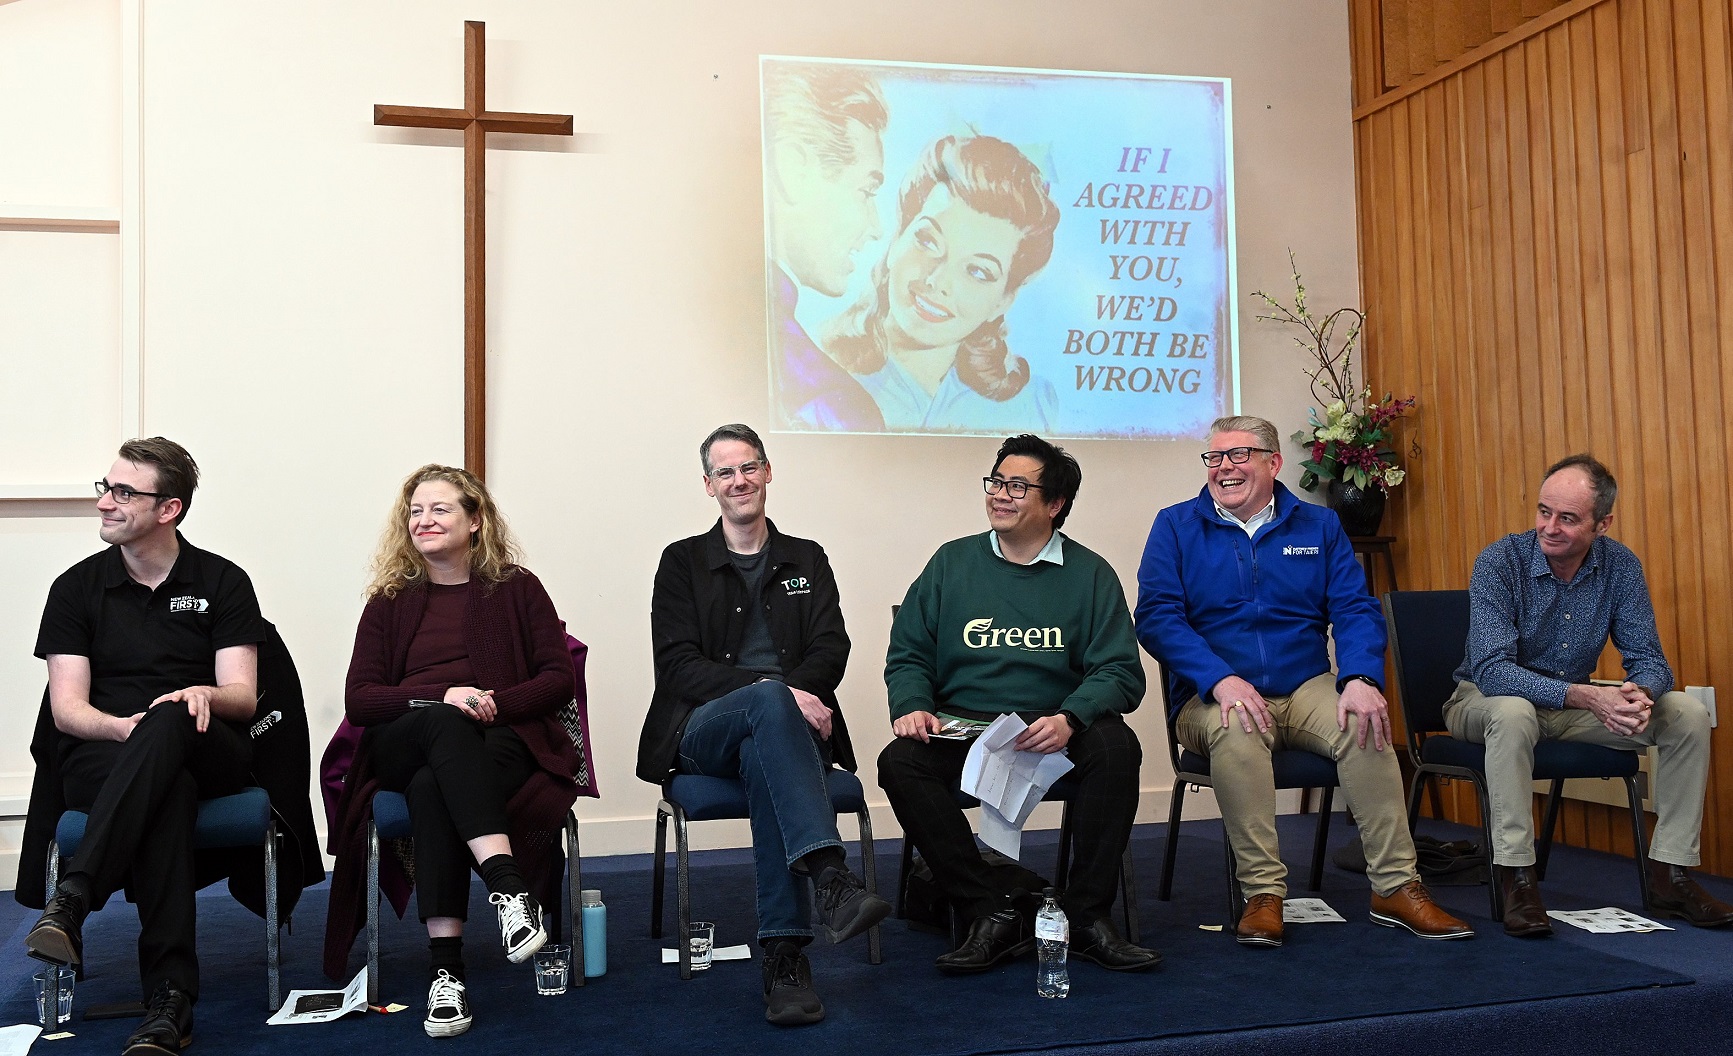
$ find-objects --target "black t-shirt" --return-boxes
[35,534,269,718]
[729,548,783,678]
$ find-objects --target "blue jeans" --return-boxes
[677,681,841,941]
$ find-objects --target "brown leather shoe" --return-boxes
[1647,861,1733,927]
[1370,879,1474,939]
[1236,893,1284,947]
[1498,866,1553,937]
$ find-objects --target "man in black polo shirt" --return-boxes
[638,423,889,1027]
[27,437,267,1056]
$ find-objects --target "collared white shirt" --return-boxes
[991,529,1066,566]
[1214,498,1275,538]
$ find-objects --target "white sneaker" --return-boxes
[424,969,472,1038]
[489,891,548,964]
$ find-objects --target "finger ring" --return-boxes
[1232,700,1246,709]
[465,695,479,706]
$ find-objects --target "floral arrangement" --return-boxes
[1252,252,1416,493]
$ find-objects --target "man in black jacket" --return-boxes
[639,423,889,1027]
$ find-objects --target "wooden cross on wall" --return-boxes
[374,20,572,479]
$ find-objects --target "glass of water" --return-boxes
[687,921,715,971]
[534,944,571,995]
[35,965,74,1028]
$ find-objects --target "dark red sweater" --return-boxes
[323,567,578,980]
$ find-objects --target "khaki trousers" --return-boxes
[1176,671,1419,898]
[1443,681,1710,868]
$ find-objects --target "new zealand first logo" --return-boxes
[168,596,210,613]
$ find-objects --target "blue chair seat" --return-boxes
[371,790,414,840]
[653,769,881,979]
[1176,749,1343,789]
[49,787,281,1009]
[1419,736,1640,780]
[663,771,869,821]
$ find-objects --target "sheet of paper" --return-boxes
[0,1025,42,1055]
[660,943,753,963]
[266,967,368,1025]
[1281,897,1345,923]
[961,713,1074,860]
[1547,908,1673,933]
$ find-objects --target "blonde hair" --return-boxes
[364,464,522,599]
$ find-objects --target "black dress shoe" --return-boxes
[935,910,1034,974]
[1647,862,1733,927]
[123,983,193,1055]
[1070,917,1162,972]
[26,886,88,967]
[1499,866,1553,937]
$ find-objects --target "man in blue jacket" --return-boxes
[1136,415,1471,947]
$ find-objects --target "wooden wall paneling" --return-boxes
[1384,0,1411,91]
[1548,28,1593,450]
[1435,4,1467,68]
[1410,0,1440,79]
[1521,39,1568,457]
[1351,0,1733,871]
[1461,1,1496,50]
[1700,0,1733,869]
[1352,0,1386,108]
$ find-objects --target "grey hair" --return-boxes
[699,424,769,475]
[1207,415,1281,455]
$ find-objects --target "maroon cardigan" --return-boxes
[322,567,578,981]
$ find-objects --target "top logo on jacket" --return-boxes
[780,576,811,595]
[962,617,1064,652]
[1281,545,1320,557]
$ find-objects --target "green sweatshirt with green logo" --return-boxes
[886,532,1146,727]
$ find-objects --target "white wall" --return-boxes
[0,0,1361,876]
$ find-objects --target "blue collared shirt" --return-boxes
[1454,530,1673,708]
[990,529,1065,566]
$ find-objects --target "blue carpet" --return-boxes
[1,815,1714,1055]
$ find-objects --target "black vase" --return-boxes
[1326,479,1386,537]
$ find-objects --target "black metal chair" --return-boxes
[1382,589,1650,920]
[367,792,583,1004]
[1156,663,1340,924]
[651,770,882,979]
[892,773,1141,944]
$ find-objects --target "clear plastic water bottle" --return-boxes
[1035,887,1070,999]
[580,888,607,978]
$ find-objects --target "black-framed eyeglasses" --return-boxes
[1200,447,1273,468]
[95,480,171,504]
[709,459,766,484]
[983,476,1047,499]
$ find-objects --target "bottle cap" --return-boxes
[1041,886,1057,898]
[580,888,602,904]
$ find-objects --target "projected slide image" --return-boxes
[762,57,1236,440]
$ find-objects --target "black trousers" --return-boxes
[878,712,1141,924]
[366,705,538,922]
[61,703,253,1002]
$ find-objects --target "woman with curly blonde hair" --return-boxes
[326,464,578,1038]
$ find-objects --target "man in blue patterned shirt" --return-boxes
[1449,454,1731,936]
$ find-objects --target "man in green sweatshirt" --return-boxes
[880,434,1160,975]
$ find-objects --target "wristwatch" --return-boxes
[1336,674,1381,693]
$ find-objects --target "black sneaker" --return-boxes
[762,942,824,1026]
[423,970,472,1038]
[488,891,548,964]
[26,885,87,967]
[811,865,891,944]
[122,982,193,1055]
